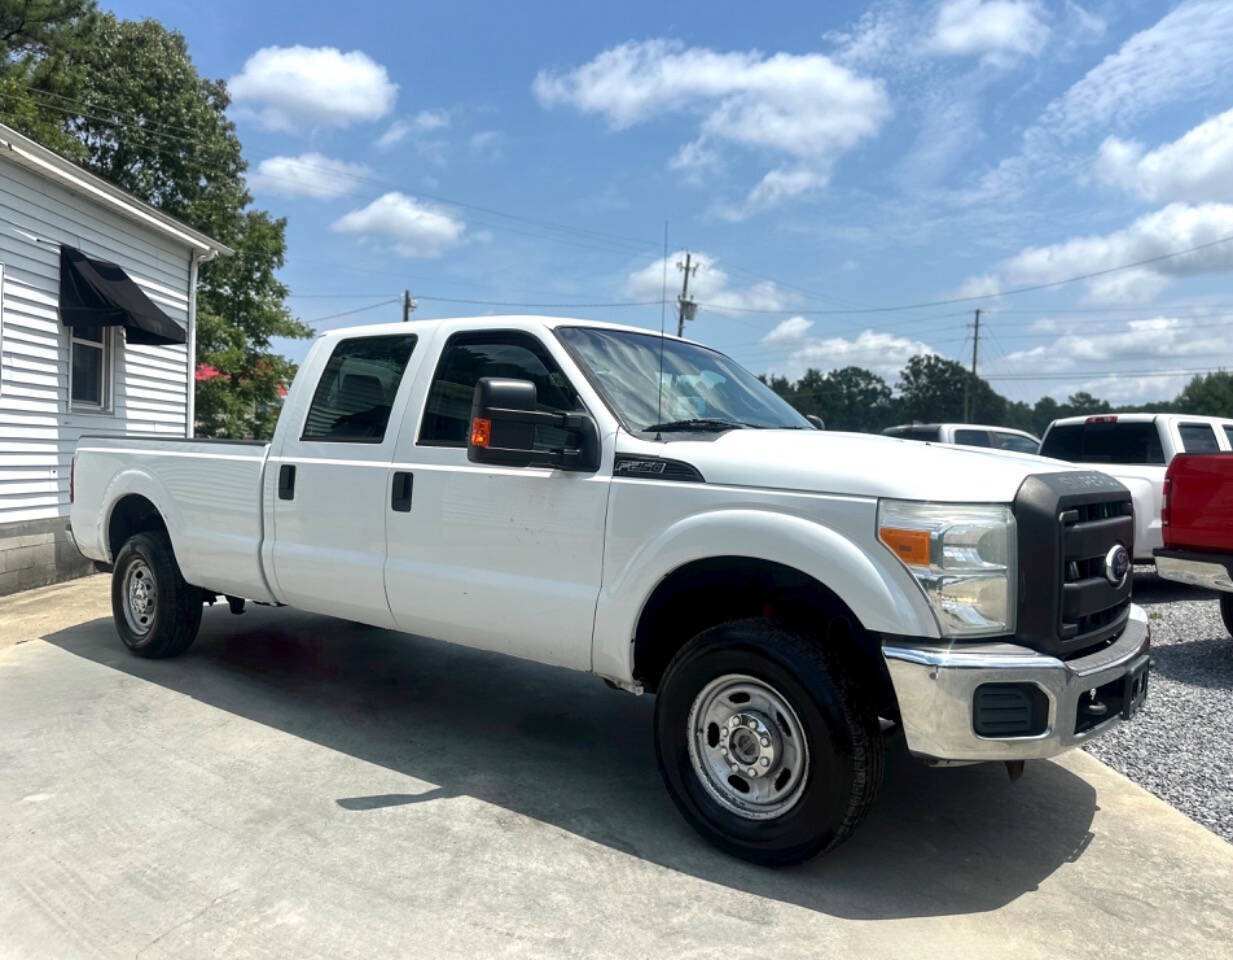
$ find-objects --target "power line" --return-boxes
[305,299,401,324]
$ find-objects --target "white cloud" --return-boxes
[533,39,890,214]
[928,1,1051,62]
[961,203,1233,304]
[624,251,793,312]
[468,130,502,159]
[1095,109,1233,204]
[374,109,452,149]
[249,153,370,199]
[762,316,814,344]
[331,192,468,258]
[1035,0,1233,142]
[230,46,397,132]
[1001,316,1230,371]
[775,329,937,381]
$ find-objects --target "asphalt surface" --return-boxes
[1084,567,1233,842]
[3,576,1233,959]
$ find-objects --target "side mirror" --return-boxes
[806,414,825,430]
[467,377,600,472]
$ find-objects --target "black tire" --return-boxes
[654,617,884,866]
[111,530,203,658]
[1221,593,1233,638]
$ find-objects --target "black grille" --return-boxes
[1014,472,1134,658]
[1059,501,1132,643]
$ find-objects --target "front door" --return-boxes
[270,332,420,627]
[384,330,610,669]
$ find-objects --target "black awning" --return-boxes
[59,245,186,346]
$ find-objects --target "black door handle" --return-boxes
[391,471,413,512]
[278,464,296,500]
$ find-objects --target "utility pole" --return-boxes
[402,289,417,322]
[963,307,981,422]
[676,252,698,338]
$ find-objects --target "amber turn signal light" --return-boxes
[470,417,492,448]
[879,527,930,566]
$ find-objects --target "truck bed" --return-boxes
[70,435,276,602]
[1162,453,1233,553]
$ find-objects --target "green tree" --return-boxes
[1,11,310,438]
[1175,371,1233,417]
[1064,391,1110,415]
[896,354,1005,425]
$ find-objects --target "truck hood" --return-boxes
[628,430,1085,502]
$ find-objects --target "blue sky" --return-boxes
[109,0,1233,406]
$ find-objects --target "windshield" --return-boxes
[557,327,810,433]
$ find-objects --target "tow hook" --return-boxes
[226,595,246,615]
[1005,760,1026,782]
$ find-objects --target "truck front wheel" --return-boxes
[654,618,884,865]
[1221,594,1233,637]
[111,531,202,658]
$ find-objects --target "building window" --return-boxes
[70,322,112,410]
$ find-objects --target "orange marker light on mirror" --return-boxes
[470,417,492,448]
[879,527,930,566]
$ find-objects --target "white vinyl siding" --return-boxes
[0,157,193,526]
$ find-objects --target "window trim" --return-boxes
[69,323,115,413]
[416,329,582,448]
[298,332,418,444]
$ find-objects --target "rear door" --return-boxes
[384,328,611,668]
[269,333,420,626]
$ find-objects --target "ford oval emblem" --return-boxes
[1104,545,1131,586]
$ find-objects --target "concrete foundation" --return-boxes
[0,516,94,597]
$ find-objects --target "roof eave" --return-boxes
[0,122,233,258]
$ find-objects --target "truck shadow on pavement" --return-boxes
[44,605,1100,921]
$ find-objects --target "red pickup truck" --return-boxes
[1154,453,1233,635]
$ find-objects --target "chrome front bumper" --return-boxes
[1154,551,1233,592]
[882,604,1150,762]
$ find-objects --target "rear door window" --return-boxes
[1040,422,1165,465]
[954,429,992,447]
[1224,425,1233,450]
[993,432,1040,454]
[301,334,417,442]
[1178,422,1220,453]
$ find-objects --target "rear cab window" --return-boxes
[418,331,580,450]
[887,427,940,442]
[1178,422,1221,453]
[1040,420,1165,465]
[1224,425,1233,450]
[301,334,417,443]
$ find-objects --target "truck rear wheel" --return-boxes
[1221,594,1233,637]
[653,618,884,865]
[111,531,202,658]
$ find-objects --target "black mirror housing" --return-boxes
[467,377,600,472]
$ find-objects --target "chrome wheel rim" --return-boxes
[686,673,810,820]
[122,559,157,636]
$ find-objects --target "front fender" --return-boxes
[591,505,939,682]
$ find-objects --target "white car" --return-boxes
[69,316,1149,864]
[1040,413,1233,561]
[882,423,1041,454]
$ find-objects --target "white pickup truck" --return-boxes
[70,316,1150,864]
[1040,413,1233,561]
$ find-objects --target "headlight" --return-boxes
[878,500,1016,638]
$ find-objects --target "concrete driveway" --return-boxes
[2,576,1232,959]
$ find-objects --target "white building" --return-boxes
[0,123,230,595]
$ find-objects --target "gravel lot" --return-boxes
[1084,566,1233,843]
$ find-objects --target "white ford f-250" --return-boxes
[70,316,1150,864]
